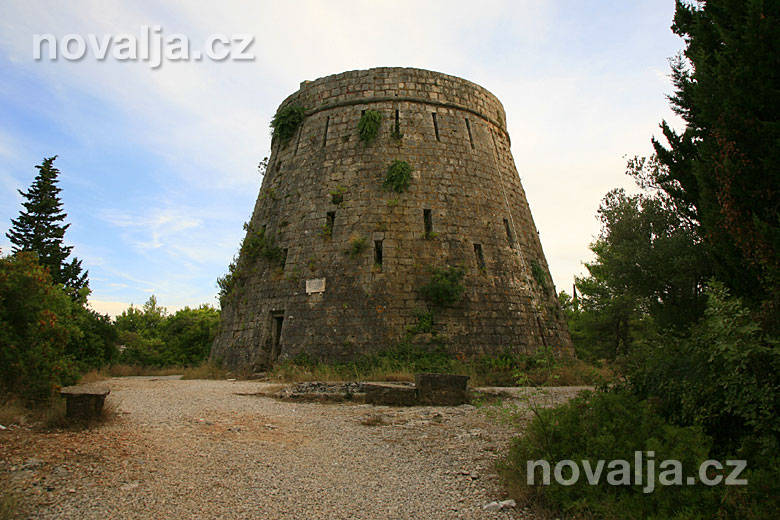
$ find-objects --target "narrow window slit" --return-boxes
[374,240,383,267]
[474,243,486,271]
[465,118,474,149]
[503,218,514,246]
[431,113,440,141]
[423,209,433,235]
[322,115,330,147]
[281,248,288,268]
[294,122,304,155]
[326,211,335,231]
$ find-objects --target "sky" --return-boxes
[0,1,685,317]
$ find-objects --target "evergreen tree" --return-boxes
[6,156,88,296]
[651,0,779,322]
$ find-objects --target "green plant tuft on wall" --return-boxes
[530,259,549,292]
[270,104,306,144]
[383,160,412,193]
[358,110,383,144]
[241,223,285,266]
[345,236,368,259]
[419,265,465,307]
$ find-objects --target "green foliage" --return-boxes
[651,1,779,319]
[345,236,368,259]
[0,252,80,401]
[529,259,548,292]
[407,309,434,335]
[383,160,412,193]
[6,156,88,297]
[506,391,737,519]
[329,185,346,205]
[116,296,220,367]
[241,224,284,265]
[419,266,465,307]
[564,179,710,361]
[627,283,780,455]
[358,109,383,144]
[270,104,306,144]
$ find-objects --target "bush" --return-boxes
[505,390,776,519]
[383,160,412,193]
[419,266,465,307]
[627,283,780,455]
[358,109,382,144]
[0,252,80,401]
[270,104,306,144]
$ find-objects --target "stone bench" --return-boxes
[59,384,110,419]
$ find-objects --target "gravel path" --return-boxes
[1,378,586,519]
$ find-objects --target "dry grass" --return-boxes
[105,364,184,377]
[0,491,19,520]
[0,398,27,427]
[360,413,388,426]
[180,361,231,380]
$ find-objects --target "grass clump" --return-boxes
[383,160,412,193]
[270,104,306,144]
[358,109,382,144]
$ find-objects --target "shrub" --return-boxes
[358,109,382,144]
[383,160,412,193]
[627,282,780,455]
[507,391,715,518]
[345,236,368,259]
[0,252,80,401]
[419,266,465,307]
[270,104,306,144]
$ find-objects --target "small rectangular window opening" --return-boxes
[361,109,366,116]
[503,218,514,246]
[326,211,335,230]
[271,311,284,361]
[465,118,474,149]
[374,240,383,267]
[474,243,486,271]
[423,209,433,235]
[322,115,330,147]
[276,160,283,173]
[431,113,440,141]
[294,122,304,155]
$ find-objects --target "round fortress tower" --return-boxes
[212,67,573,372]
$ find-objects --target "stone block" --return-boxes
[60,384,110,419]
[415,373,470,406]
[363,383,417,406]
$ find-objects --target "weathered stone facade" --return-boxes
[212,67,573,372]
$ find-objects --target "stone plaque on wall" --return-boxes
[306,278,326,294]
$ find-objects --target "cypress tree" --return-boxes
[6,156,88,296]
[651,0,779,319]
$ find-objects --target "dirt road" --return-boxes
[0,377,585,519]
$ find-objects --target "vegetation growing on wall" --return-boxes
[383,160,412,193]
[270,103,306,144]
[419,266,465,307]
[345,236,368,259]
[357,109,382,144]
[529,259,548,292]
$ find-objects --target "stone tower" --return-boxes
[212,67,572,372]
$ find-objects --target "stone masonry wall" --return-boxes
[211,67,573,372]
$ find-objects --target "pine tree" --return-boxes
[6,156,88,296]
[651,0,779,318]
